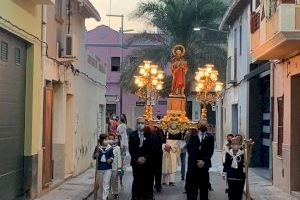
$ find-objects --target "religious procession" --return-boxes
[91,44,254,200]
[3,0,299,200]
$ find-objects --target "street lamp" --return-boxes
[194,64,223,124]
[193,26,228,33]
[134,60,164,120]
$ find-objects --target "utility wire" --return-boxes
[0,16,107,88]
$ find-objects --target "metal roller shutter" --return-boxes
[0,28,27,200]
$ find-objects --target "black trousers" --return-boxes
[186,168,209,200]
[154,153,163,190]
[227,179,245,200]
[132,164,154,200]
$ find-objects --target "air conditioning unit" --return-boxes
[65,34,73,57]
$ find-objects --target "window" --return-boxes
[277,96,284,156]
[233,28,237,81]
[15,47,21,65]
[88,55,97,68]
[239,25,242,56]
[232,104,238,135]
[1,41,8,61]
[55,0,63,22]
[111,57,120,72]
[226,56,232,83]
[255,0,260,9]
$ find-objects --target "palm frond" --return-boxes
[121,0,228,94]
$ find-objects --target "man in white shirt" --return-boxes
[129,117,154,200]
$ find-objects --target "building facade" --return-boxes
[42,0,105,195]
[219,0,273,180]
[219,0,251,141]
[87,26,167,128]
[0,0,50,199]
[250,0,300,194]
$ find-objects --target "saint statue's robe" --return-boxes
[171,59,187,94]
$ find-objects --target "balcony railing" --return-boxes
[250,12,260,34]
[250,0,300,60]
[280,0,295,3]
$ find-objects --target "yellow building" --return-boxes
[0,0,53,199]
[250,0,300,195]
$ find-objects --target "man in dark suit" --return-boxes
[186,125,215,200]
[129,117,154,200]
[152,126,166,192]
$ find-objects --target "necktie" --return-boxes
[199,133,204,143]
[139,132,144,147]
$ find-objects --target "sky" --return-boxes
[85,0,155,32]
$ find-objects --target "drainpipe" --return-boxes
[270,62,275,183]
[39,4,47,195]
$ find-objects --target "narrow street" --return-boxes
[87,172,227,200]
[87,151,227,200]
[2,0,300,199]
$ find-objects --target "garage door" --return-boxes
[0,28,27,199]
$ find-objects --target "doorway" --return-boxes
[232,104,238,135]
[291,74,300,192]
[42,84,53,187]
[106,104,117,118]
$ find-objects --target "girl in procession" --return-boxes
[108,134,122,199]
[223,137,246,200]
[93,134,114,200]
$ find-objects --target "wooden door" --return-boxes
[42,87,53,187]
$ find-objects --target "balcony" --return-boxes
[251,0,300,60]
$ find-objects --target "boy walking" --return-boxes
[93,134,114,200]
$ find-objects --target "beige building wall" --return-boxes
[43,0,105,191]
[272,54,300,193]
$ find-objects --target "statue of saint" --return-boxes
[171,45,188,95]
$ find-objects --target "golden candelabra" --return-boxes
[134,60,164,121]
[194,64,223,124]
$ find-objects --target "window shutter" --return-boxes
[1,41,8,61]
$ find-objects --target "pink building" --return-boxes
[87,25,167,128]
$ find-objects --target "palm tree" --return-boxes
[120,0,228,96]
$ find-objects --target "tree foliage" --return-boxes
[120,0,228,97]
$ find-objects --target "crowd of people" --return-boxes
[93,115,246,200]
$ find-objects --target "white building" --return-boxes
[218,0,251,141]
[41,0,105,190]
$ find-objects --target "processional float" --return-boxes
[134,44,223,139]
[134,44,255,198]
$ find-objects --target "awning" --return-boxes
[244,62,270,80]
